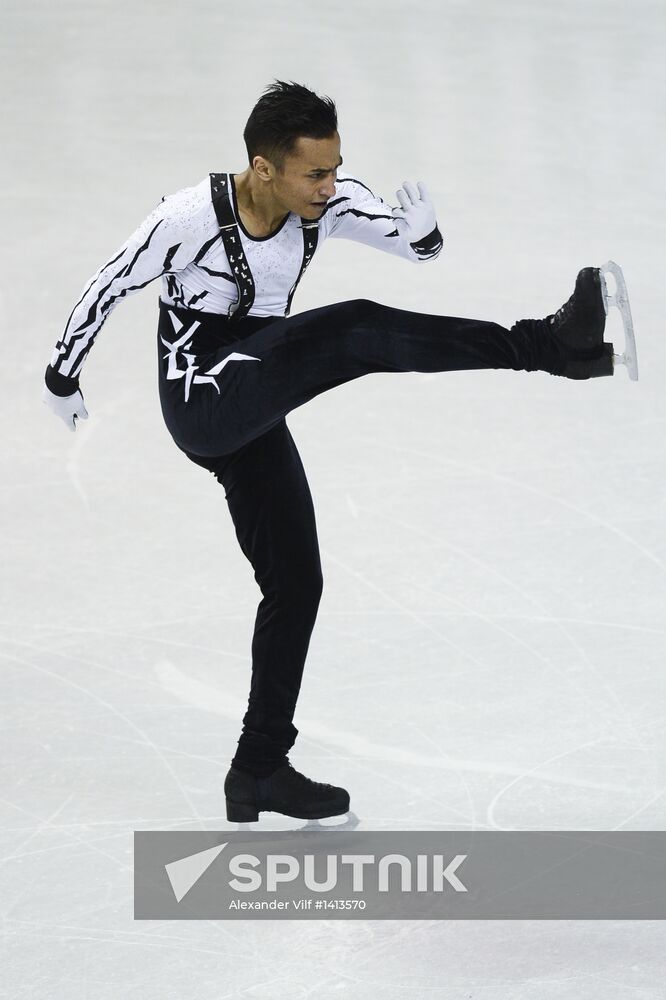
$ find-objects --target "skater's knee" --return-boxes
[351,297,380,314]
[335,297,380,319]
[269,563,323,612]
[291,564,324,606]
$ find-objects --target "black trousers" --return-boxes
[157,296,565,776]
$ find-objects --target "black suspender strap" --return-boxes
[210,173,255,321]
[209,172,320,322]
[285,219,319,317]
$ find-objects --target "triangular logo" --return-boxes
[165,843,227,902]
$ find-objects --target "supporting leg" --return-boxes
[185,419,324,777]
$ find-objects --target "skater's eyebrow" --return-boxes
[307,157,343,175]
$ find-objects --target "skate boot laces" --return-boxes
[284,762,337,792]
[549,293,574,328]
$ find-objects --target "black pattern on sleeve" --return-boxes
[48,185,213,381]
[327,173,443,263]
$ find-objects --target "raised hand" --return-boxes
[393,180,437,242]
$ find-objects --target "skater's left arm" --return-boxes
[325,173,443,264]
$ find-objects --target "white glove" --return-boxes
[393,180,437,242]
[42,383,89,432]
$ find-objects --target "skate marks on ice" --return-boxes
[600,261,639,380]
[154,659,640,798]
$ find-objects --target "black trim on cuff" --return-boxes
[409,224,443,258]
[44,365,80,397]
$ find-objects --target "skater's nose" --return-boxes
[319,179,336,200]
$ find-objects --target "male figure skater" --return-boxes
[43,79,636,823]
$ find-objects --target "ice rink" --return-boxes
[2,0,666,995]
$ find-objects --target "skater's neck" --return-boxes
[232,169,290,238]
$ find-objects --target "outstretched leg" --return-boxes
[158,268,617,458]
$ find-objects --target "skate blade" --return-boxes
[600,260,638,380]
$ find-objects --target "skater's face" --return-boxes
[275,133,342,220]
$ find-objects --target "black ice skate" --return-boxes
[224,762,350,822]
[547,266,612,379]
[545,261,638,380]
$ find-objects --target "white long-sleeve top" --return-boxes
[48,170,443,388]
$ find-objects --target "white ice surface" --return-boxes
[2,0,666,996]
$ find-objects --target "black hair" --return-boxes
[243,79,338,174]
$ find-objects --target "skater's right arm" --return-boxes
[43,180,218,427]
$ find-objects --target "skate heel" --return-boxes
[226,799,259,823]
[563,342,614,380]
